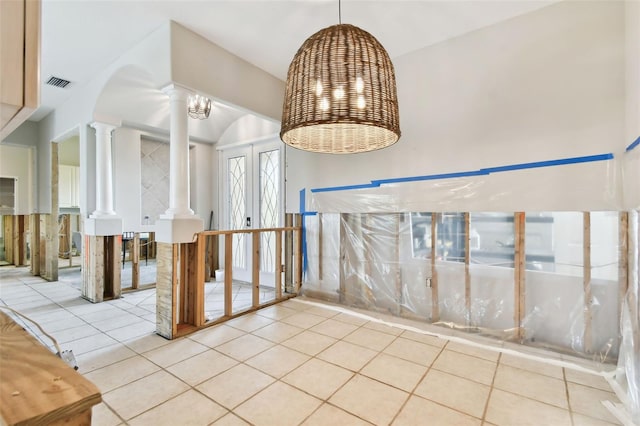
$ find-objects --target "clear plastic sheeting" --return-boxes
[301,211,624,367]
[615,210,639,424]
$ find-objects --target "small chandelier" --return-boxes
[188,94,212,120]
[280,4,400,154]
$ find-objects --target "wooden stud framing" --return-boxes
[195,236,206,327]
[295,214,303,292]
[619,212,629,309]
[30,213,40,276]
[395,213,402,315]
[431,213,439,322]
[339,214,346,304]
[275,230,283,299]
[131,233,140,289]
[318,213,323,280]
[171,244,179,337]
[583,212,593,354]
[224,234,233,316]
[285,213,293,293]
[513,212,526,341]
[464,212,471,325]
[252,232,260,308]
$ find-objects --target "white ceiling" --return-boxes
[35,0,557,122]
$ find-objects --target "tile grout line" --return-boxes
[480,351,502,424]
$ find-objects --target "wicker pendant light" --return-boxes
[280,12,400,154]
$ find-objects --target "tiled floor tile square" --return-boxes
[360,353,427,392]
[255,304,299,320]
[302,404,370,426]
[142,337,209,367]
[566,369,614,392]
[128,390,227,426]
[167,349,238,385]
[572,413,621,426]
[226,313,274,332]
[414,369,490,418]
[283,358,354,400]
[245,345,310,378]
[318,340,378,372]
[84,355,160,392]
[400,330,447,347]
[567,382,621,424]
[393,395,481,426]
[446,341,500,362]
[432,349,496,385]
[280,312,327,329]
[212,413,250,425]
[61,332,119,355]
[51,324,101,343]
[309,318,359,339]
[251,321,304,343]
[363,321,404,336]
[124,333,171,354]
[102,370,190,420]
[494,364,568,408]
[91,313,144,332]
[329,374,408,425]
[281,330,337,356]
[383,336,442,366]
[106,321,156,342]
[343,327,396,351]
[303,305,340,318]
[196,364,275,409]
[499,353,564,379]
[486,389,571,426]
[235,382,322,426]
[332,312,369,326]
[188,324,245,348]
[91,402,122,426]
[215,334,274,361]
[76,343,137,373]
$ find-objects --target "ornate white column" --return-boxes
[156,84,203,244]
[90,122,117,217]
[162,85,193,218]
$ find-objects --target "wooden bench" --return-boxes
[0,312,102,425]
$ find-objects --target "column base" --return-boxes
[156,216,204,244]
[85,217,122,236]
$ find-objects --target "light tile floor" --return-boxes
[0,266,624,426]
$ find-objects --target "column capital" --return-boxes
[161,83,194,102]
[90,121,118,134]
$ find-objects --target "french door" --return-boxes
[221,140,283,286]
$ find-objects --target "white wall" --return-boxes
[0,144,34,214]
[286,1,626,213]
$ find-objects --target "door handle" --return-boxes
[246,217,251,227]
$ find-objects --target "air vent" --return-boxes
[46,76,71,88]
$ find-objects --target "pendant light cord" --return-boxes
[339,0,342,24]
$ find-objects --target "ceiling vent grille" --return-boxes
[46,76,71,88]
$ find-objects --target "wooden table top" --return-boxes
[0,311,102,425]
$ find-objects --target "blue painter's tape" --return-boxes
[626,136,640,152]
[373,170,488,185]
[302,212,318,216]
[299,188,306,213]
[311,182,381,193]
[481,153,613,174]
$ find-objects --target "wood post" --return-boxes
[224,233,233,316]
[275,230,283,299]
[294,214,303,293]
[431,213,439,322]
[395,214,402,316]
[464,212,471,325]
[195,236,206,327]
[513,212,526,341]
[252,232,260,308]
[30,213,40,276]
[318,213,323,280]
[131,233,140,289]
[285,213,293,293]
[583,212,593,354]
[619,212,629,308]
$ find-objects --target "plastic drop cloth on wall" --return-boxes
[301,211,624,366]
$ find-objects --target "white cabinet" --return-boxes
[59,165,79,208]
